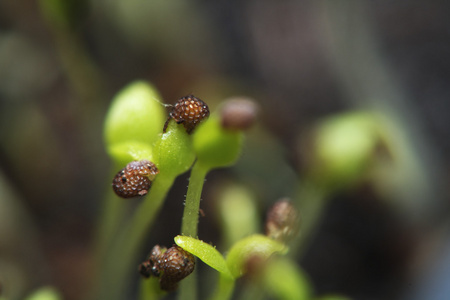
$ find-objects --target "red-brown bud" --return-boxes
[112,160,159,198]
[220,97,259,130]
[265,199,300,243]
[164,95,210,134]
[159,245,195,291]
[139,244,195,292]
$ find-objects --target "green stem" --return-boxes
[181,163,209,237]
[96,172,176,300]
[209,275,235,300]
[236,281,265,300]
[139,277,162,300]
[178,163,209,300]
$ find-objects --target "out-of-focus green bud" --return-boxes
[225,234,287,278]
[192,114,243,170]
[104,81,165,164]
[25,287,62,300]
[218,184,259,247]
[153,121,196,177]
[302,111,381,190]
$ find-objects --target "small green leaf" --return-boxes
[104,81,165,164]
[25,287,62,300]
[192,115,243,170]
[174,235,233,279]
[226,234,287,278]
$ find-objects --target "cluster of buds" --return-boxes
[139,245,195,291]
[112,94,210,197]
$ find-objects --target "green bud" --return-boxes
[192,115,243,170]
[153,121,196,177]
[104,81,165,164]
[304,111,381,190]
[225,234,287,278]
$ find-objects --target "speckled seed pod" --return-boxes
[164,95,210,134]
[112,160,159,198]
[139,245,167,278]
[159,245,195,291]
[265,199,300,243]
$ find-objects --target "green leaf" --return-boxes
[104,81,165,164]
[174,235,233,279]
[225,234,287,278]
[25,287,62,300]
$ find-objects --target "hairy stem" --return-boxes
[178,163,209,300]
[181,163,209,237]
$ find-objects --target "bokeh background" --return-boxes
[1,1,450,300]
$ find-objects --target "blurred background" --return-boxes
[1,1,450,299]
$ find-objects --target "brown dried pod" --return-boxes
[138,245,167,278]
[163,95,210,134]
[112,160,159,198]
[139,244,195,292]
[159,245,195,291]
[265,198,300,243]
[220,97,259,130]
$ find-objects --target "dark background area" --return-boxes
[1,1,450,300]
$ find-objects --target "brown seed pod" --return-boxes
[163,95,210,134]
[138,260,153,278]
[265,198,300,243]
[139,244,195,292]
[139,245,167,278]
[159,245,195,291]
[112,160,159,198]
